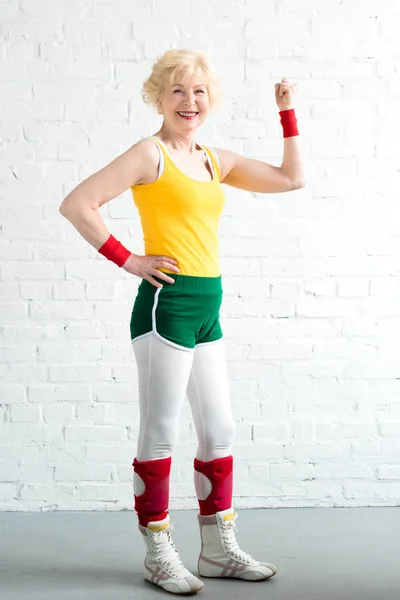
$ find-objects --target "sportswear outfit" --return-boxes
[129,136,277,593]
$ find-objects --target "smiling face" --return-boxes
[157,75,210,132]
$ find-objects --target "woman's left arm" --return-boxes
[216,78,306,193]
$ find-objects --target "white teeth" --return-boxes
[178,112,197,116]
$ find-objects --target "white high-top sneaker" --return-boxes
[198,508,277,581]
[139,515,204,594]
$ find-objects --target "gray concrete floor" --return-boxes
[0,508,399,600]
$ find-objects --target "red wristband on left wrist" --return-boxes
[279,108,299,138]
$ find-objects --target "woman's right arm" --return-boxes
[59,140,180,287]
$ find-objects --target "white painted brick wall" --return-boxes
[1,0,400,511]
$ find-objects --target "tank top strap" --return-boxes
[198,144,221,182]
[145,136,181,175]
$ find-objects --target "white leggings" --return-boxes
[133,335,236,463]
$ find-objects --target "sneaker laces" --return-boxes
[148,525,186,575]
[220,514,257,566]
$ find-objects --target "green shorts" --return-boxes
[130,274,223,351]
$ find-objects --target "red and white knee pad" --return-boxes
[133,456,171,526]
[194,455,233,515]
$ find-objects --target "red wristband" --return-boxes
[279,108,299,138]
[98,234,131,267]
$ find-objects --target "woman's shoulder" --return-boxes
[133,137,160,158]
[130,137,161,186]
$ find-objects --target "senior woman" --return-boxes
[60,49,305,595]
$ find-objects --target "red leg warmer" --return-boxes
[194,455,233,515]
[133,456,171,527]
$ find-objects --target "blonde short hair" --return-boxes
[142,49,223,113]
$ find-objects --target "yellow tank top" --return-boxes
[131,136,225,277]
